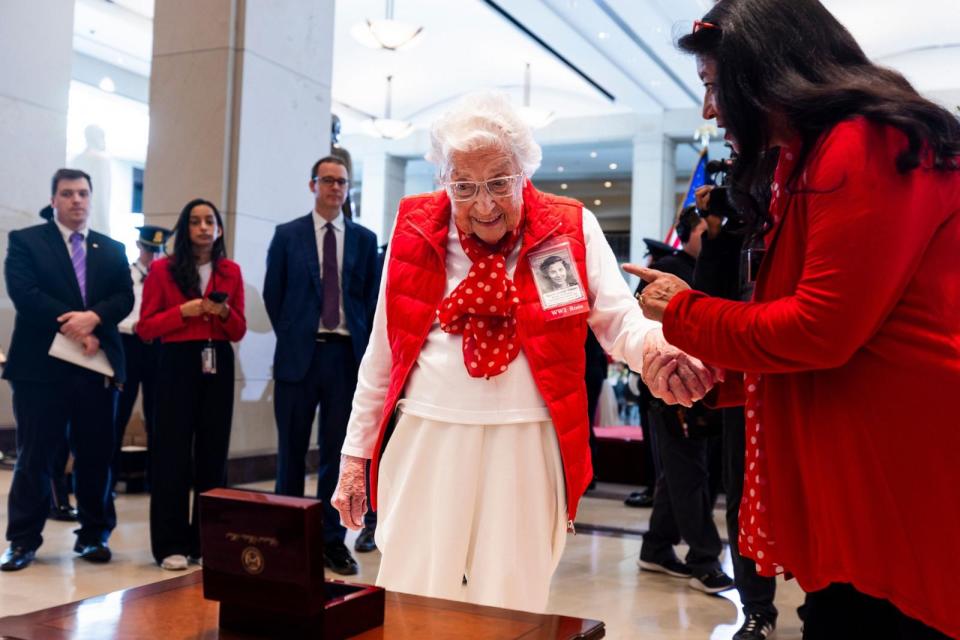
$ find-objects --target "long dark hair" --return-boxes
[168,198,227,298]
[678,0,960,234]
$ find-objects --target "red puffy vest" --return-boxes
[370,180,593,521]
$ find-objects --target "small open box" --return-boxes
[200,488,385,638]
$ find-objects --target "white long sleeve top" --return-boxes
[341,207,659,459]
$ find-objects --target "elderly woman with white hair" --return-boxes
[332,93,713,612]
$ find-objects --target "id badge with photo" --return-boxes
[201,341,217,375]
[528,241,589,321]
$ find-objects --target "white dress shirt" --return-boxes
[313,210,350,335]
[53,217,87,255]
[341,207,659,459]
[118,260,150,334]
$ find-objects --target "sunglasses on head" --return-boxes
[693,20,719,33]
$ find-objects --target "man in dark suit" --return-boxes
[1,168,134,571]
[263,156,378,576]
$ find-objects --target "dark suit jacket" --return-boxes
[3,221,134,383]
[263,213,378,383]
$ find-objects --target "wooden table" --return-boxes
[0,572,605,639]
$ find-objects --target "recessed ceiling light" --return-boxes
[604,181,612,188]
[593,199,602,206]
[598,31,609,40]
[557,166,565,172]
[98,77,116,93]
[608,162,618,170]
[589,151,598,158]
[560,183,568,190]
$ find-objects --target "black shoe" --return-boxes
[323,541,358,575]
[624,490,654,508]
[734,612,776,639]
[637,556,693,578]
[688,568,735,594]
[0,546,36,571]
[49,504,79,522]
[354,527,377,553]
[74,541,112,563]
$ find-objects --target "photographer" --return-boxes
[693,169,778,640]
[636,206,733,594]
[137,199,246,571]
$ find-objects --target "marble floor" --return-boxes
[0,468,805,639]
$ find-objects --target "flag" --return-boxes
[665,148,709,249]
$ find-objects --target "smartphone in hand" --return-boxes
[208,291,228,303]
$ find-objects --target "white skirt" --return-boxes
[374,411,568,613]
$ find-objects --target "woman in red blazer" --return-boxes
[138,198,246,571]
[627,2,960,639]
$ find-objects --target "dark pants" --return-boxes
[274,338,357,544]
[114,333,159,489]
[800,583,951,640]
[723,407,777,619]
[7,372,117,550]
[640,403,722,575]
[49,435,72,511]
[585,373,604,478]
[150,341,234,563]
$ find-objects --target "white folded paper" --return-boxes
[48,333,115,378]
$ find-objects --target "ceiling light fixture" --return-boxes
[371,75,413,140]
[593,199,602,206]
[604,181,612,188]
[589,151,598,158]
[517,63,555,129]
[98,76,116,93]
[560,183,568,190]
[557,165,564,172]
[350,0,424,51]
[608,162,618,170]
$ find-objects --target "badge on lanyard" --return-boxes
[528,241,589,320]
[201,340,217,375]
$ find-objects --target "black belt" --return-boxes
[315,332,351,343]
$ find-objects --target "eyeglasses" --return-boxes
[444,174,523,202]
[692,19,719,33]
[314,176,350,187]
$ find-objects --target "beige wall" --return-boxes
[0,0,76,425]
[143,0,336,456]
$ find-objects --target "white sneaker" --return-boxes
[160,554,189,571]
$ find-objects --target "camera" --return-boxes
[700,157,741,224]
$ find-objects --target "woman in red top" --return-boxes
[627,1,960,639]
[138,198,246,571]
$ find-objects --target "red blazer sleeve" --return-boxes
[136,262,186,341]
[663,121,944,373]
[216,263,246,342]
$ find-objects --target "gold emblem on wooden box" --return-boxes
[241,546,264,575]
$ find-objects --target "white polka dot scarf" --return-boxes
[438,226,523,379]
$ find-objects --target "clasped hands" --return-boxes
[625,263,723,406]
[180,297,229,319]
[57,310,101,356]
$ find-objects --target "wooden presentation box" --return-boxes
[200,488,385,639]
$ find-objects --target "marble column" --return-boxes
[359,152,407,244]
[629,125,676,274]
[143,0,335,456]
[0,0,75,425]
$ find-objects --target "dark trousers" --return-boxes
[150,341,234,563]
[7,372,117,550]
[113,333,159,488]
[640,403,722,574]
[585,373,604,478]
[274,338,357,544]
[800,583,952,640]
[49,435,72,511]
[723,407,777,619]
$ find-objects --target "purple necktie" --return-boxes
[70,232,87,306]
[322,223,340,330]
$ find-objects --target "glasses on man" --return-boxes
[314,176,350,187]
[444,174,523,202]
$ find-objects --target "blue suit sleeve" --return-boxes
[4,230,72,333]
[263,227,286,329]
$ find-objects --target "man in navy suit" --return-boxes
[263,156,378,575]
[1,168,134,571]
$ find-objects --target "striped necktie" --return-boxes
[70,232,87,306]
